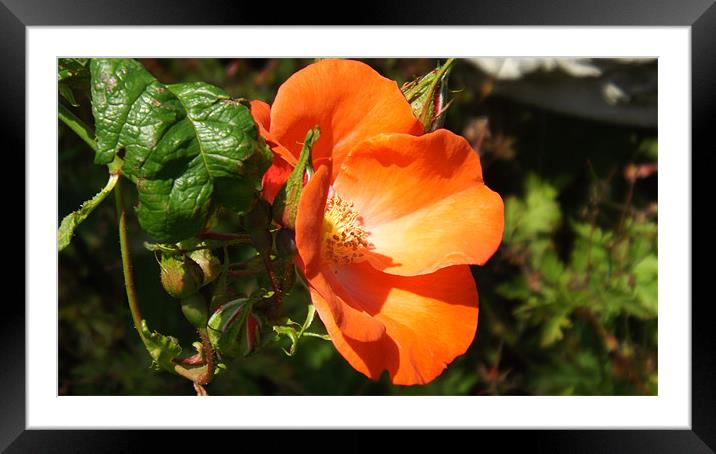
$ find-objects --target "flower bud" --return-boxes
[272,127,319,230]
[160,253,204,299]
[188,248,221,286]
[401,59,455,132]
[241,312,260,355]
[180,293,209,329]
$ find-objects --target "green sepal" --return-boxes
[187,248,222,286]
[139,320,182,373]
[207,297,256,358]
[401,59,455,132]
[180,293,209,329]
[272,304,329,356]
[272,127,320,229]
[58,172,119,252]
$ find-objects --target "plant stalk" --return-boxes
[113,177,144,337]
[59,103,97,152]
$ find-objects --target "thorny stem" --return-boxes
[171,332,215,392]
[195,329,216,387]
[263,255,283,320]
[61,100,226,396]
[59,100,286,394]
[113,177,144,338]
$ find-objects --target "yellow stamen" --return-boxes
[322,195,371,265]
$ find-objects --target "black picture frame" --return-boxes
[5,0,710,451]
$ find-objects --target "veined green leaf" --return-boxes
[90,59,157,165]
[90,58,271,243]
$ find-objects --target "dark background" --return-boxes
[58,57,658,396]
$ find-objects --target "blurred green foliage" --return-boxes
[58,58,657,395]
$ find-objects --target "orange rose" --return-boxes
[252,59,504,385]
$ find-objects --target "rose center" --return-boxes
[322,195,371,265]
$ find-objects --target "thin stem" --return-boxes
[617,179,636,238]
[173,363,208,383]
[195,329,216,386]
[199,231,252,242]
[301,332,331,340]
[263,255,283,320]
[59,103,97,152]
[228,269,262,278]
[114,177,143,337]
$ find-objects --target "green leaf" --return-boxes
[90,58,271,243]
[540,311,572,347]
[273,324,300,356]
[58,173,118,251]
[496,277,533,302]
[300,304,317,334]
[59,84,79,107]
[638,138,658,161]
[502,197,524,242]
[58,58,89,82]
[537,249,565,284]
[139,319,182,372]
[522,174,561,236]
[503,174,561,243]
[90,59,157,165]
[58,59,89,107]
[632,255,658,318]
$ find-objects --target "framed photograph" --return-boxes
[6,0,709,450]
